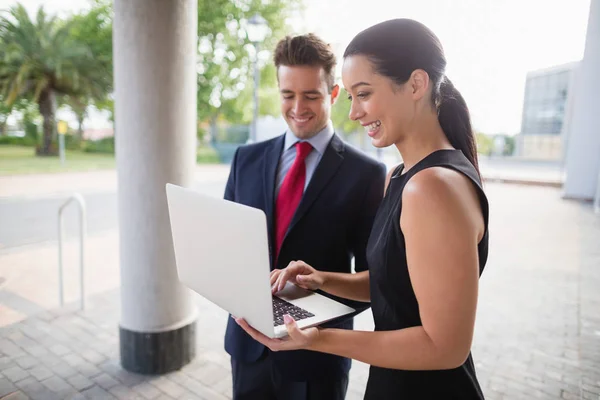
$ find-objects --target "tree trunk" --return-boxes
[0,119,7,136]
[77,113,84,141]
[37,89,57,156]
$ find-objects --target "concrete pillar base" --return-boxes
[119,321,196,375]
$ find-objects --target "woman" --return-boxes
[237,18,489,399]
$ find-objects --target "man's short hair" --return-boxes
[273,33,337,92]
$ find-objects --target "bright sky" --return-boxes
[1,0,592,134]
[293,0,592,135]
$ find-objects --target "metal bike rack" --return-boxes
[57,193,87,310]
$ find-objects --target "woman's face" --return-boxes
[342,55,417,148]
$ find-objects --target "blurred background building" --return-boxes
[516,62,578,161]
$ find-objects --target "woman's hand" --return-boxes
[270,260,325,294]
[235,315,320,351]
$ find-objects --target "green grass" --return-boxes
[0,144,221,176]
[196,145,221,164]
[0,145,116,176]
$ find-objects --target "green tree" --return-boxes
[219,63,281,125]
[475,132,494,156]
[258,62,281,118]
[60,95,87,140]
[0,96,11,135]
[331,94,360,136]
[503,135,515,156]
[197,0,302,135]
[0,96,40,144]
[66,0,113,140]
[15,97,40,144]
[0,4,111,155]
[95,96,114,123]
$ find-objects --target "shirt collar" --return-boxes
[283,120,334,156]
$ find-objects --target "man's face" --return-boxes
[277,65,339,139]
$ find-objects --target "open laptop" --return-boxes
[165,183,356,339]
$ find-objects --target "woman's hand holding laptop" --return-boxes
[236,311,321,352]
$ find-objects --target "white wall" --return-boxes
[564,0,600,200]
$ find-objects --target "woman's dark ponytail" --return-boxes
[437,77,481,178]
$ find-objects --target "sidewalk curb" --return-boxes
[482,176,563,188]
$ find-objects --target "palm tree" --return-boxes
[0,4,111,155]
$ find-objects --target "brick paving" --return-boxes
[470,184,600,400]
[1,182,599,399]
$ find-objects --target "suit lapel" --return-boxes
[263,135,285,263]
[286,133,345,236]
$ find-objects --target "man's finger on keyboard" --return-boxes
[270,270,281,287]
[277,270,290,292]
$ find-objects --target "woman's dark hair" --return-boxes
[344,19,480,177]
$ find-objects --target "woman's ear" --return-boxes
[409,69,430,100]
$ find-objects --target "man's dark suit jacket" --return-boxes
[224,132,386,381]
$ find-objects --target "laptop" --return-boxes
[165,183,356,339]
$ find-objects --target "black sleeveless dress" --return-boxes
[364,149,489,400]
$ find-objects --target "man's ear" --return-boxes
[331,84,340,105]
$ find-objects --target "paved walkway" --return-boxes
[0,156,564,200]
[1,179,599,398]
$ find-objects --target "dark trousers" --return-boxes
[231,352,349,400]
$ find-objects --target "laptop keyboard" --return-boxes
[272,297,315,327]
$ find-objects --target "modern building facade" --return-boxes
[517,62,578,160]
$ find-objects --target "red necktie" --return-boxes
[274,141,313,260]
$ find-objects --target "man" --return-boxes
[224,33,386,400]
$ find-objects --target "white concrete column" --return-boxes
[564,0,600,201]
[113,0,198,374]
